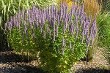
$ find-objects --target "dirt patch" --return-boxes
[0,47,110,73]
[0,51,34,63]
[75,68,110,73]
[0,51,45,73]
[0,63,45,73]
[74,47,110,72]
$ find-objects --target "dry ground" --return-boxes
[0,47,110,73]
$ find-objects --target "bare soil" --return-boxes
[74,47,110,73]
[0,47,110,73]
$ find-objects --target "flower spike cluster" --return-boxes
[5,3,97,49]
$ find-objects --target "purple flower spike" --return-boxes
[5,3,98,51]
[86,34,90,47]
[51,5,55,18]
[90,19,97,44]
[79,4,84,16]
[83,20,90,35]
[69,24,74,34]
[8,22,12,31]
[57,13,61,25]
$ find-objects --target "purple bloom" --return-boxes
[90,19,97,44]
[5,3,97,51]
[69,24,74,34]
[71,5,77,15]
[83,20,90,35]
[57,13,61,25]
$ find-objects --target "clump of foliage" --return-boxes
[5,3,97,73]
[97,12,110,49]
[101,0,110,11]
[97,12,110,63]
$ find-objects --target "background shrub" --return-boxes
[0,0,53,21]
[101,0,110,11]
[97,12,110,63]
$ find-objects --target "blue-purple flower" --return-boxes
[5,3,97,51]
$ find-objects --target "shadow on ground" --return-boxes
[0,51,35,63]
[75,68,110,73]
[0,64,46,73]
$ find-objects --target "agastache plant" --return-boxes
[5,3,97,73]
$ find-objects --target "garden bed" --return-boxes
[0,47,110,73]
[0,0,110,73]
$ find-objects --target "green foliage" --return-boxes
[7,27,36,52]
[7,22,87,73]
[5,3,96,72]
[97,12,110,49]
[34,23,86,73]
[101,0,110,11]
[97,12,110,63]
